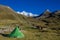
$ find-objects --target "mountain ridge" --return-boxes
[0,5,60,29]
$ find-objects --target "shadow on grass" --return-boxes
[0,33,9,37]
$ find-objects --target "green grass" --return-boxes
[0,26,60,40]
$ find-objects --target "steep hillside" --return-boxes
[38,9,51,19]
[36,10,60,29]
[0,5,18,20]
[0,5,44,27]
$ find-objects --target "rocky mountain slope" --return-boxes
[0,5,60,29]
[36,9,60,29]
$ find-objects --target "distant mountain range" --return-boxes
[0,5,60,29]
[17,11,38,17]
[35,9,60,19]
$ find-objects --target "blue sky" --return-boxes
[0,0,60,15]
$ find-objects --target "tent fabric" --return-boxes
[9,26,24,38]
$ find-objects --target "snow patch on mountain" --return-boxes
[17,11,38,17]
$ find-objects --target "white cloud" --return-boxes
[17,11,38,17]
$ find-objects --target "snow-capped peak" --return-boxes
[17,11,38,17]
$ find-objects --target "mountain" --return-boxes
[36,9,60,29]
[33,9,51,18]
[0,5,44,27]
[0,5,60,29]
[0,5,27,26]
[0,5,60,40]
[17,11,38,17]
[35,9,51,18]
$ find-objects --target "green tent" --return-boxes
[9,26,24,38]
